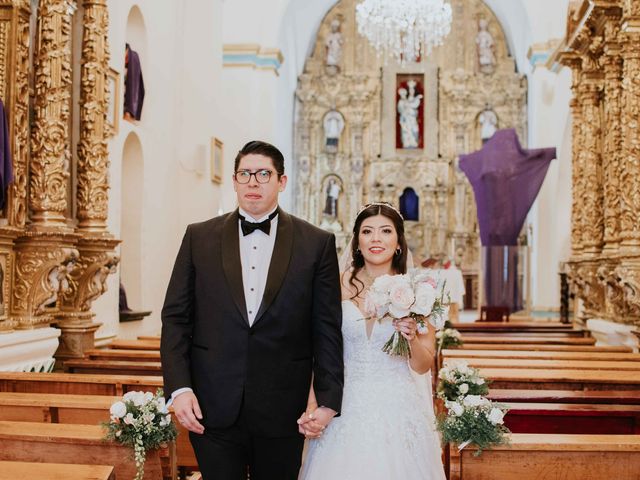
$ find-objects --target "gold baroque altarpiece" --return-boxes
[0,0,119,357]
[294,0,527,307]
[556,0,640,326]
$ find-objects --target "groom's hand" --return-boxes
[173,391,205,434]
[297,407,336,438]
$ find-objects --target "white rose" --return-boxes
[447,401,464,417]
[388,282,415,318]
[123,391,145,406]
[365,290,390,318]
[474,377,486,385]
[372,274,395,292]
[123,413,136,425]
[411,283,437,316]
[435,330,443,339]
[142,413,155,424]
[143,392,154,404]
[109,401,127,418]
[156,397,168,414]
[487,407,505,425]
[459,383,469,394]
[462,395,484,407]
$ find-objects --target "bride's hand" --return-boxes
[394,317,418,342]
[297,411,325,439]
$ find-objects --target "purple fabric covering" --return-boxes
[482,246,522,312]
[0,98,13,210]
[124,46,145,120]
[459,129,556,246]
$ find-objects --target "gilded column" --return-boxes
[602,16,623,253]
[619,9,640,250]
[76,0,110,232]
[4,0,31,228]
[29,0,73,226]
[578,78,605,254]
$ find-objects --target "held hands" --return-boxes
[393,317,419,342]
[172,391,205,434]
[297,406,336,439]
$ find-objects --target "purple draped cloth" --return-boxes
[124,45,145,120]
[459,128,556,246]
[0,98,13,210]
[459,129,555,311]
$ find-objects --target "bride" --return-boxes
[298,202,446,480]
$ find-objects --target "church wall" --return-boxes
[98,0,226,340]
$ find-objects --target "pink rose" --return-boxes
[388,282,415,318]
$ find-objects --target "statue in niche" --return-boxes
[476,19,496,74]
[323,178,341,218]
[325,19,343,74]
[323,110,345,153]
[320,176,343,232]
[397,80,422,149]
[478,106,498,143]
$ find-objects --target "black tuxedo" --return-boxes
[161,208,343,478]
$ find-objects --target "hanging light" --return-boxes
[355,0,453,63]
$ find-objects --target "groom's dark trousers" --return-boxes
[161,209,343,480]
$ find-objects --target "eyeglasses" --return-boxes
[233,169,275,184]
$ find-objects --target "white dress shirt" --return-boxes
[169,206,279,404]
[238,206,278,326]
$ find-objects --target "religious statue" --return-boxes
[476,19,496,74]
[325,19,343,74]
[478,106,498,142]
[323,110,345,153]
[323,178,341,218]
[397,80,422,149]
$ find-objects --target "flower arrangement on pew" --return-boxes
[104,389,177,480]
[436,362,510,455]
[364,268,450,357]
[436,328,463,351]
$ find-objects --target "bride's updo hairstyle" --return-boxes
[349,202,408,298]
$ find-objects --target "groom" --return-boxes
[161,140,343,479]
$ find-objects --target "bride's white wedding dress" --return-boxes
[299,300,446,480]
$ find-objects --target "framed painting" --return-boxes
[211,137,224,184]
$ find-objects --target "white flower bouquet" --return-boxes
[437,361,489,401]
[437,395,510,455]
[103,389,177,480]
[436,328,463,351]
[364,268,449,357]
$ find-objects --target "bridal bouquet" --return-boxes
[103,389,177,480]
[437,361,489,401]
[437,395,510,455]
[364,268,449,357]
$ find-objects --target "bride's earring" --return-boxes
[395,247,402,256]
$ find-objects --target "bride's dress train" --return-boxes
[299,300,446,480]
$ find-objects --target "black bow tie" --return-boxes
[239,211,278,236]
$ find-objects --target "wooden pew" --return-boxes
[443,357,640,371]
[0,460,115,480]
[0,372,162,396]
[460,343,631,352]
[85,348,160,362]
[502,402,640,434]
[488,389,640,405]
[478,367,640,391]
[0,390,198,472]
[461,330,589,338]
[451,321,577,331]
[107,339,160,351]
[448,434,640,480]
[443,348,640,361]
[64,359,162,376]
[0,421,172,479]
[459,335,597,345]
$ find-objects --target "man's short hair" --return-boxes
[234,141,285,175]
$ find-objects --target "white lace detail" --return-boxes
[299,301,446,480]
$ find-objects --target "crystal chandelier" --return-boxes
[355,0,453,63]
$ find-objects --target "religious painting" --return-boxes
[211,137,224,184]
[106,67,120,136]
[395,74,424,150]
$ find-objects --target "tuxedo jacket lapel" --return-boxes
[221,209,249,326]
[253,209,293,326]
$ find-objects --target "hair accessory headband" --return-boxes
[356,202,404,220]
